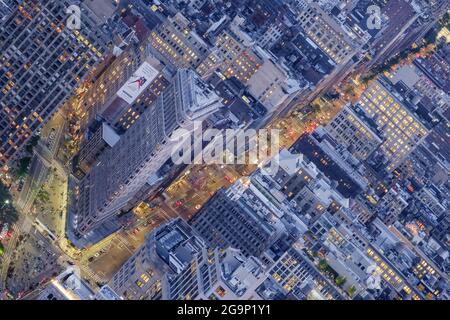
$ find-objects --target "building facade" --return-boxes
[268,247,343,300]
[297,4,354,64]
[190,186,278,258]
[110,219,220,300]
[358,80,429,171]
[149,12,210,70]
[326,104,382,161]
[72,69,221,237]
[0,0,108,168]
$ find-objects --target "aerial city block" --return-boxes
[0,0,449,301]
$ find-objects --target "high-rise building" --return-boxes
[351,197,375,225]
[297,3,355,64]
[271,149,319,193]
[36,267,95,301]
[209,17,302,110]
[72,121,120,179]
[247,57,300,111]
[432,214,450,244]
[272,149,349,225]
[415,186,446,217]
[110,219,220,300]
[96,56,170,132]
[365,241,422,300]
[257,20,284,49]
[205,248,268,300]
[72,70,221,237]
[66,13,161,143]
[375,187,409,226]
[69,46,171,156]
[289,177,349,226]
[266,247,343,300]
[358,80,429,171]
[190,178,282,258]
[214,30,262,83]
[149,12,210,70]
[80,43,149,130]
[326,104,383,161]
[291,133,366,198]
[95,285,122,300]
[0,0,14,21]
[0,0,108,169]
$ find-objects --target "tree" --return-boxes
[0,182,18,224]
[335,276,347,287]
[16,157,31,178]
[36,188,50,203]
[25,136,40,154]
[361,73,376,86]
[318,259,328,271]
[311,103,321,114]
[342,84,355,97]
[348,285,357,298]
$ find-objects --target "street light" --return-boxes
[1,199,10,209]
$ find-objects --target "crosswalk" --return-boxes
[79,264,104,284]
[112,236,134,255]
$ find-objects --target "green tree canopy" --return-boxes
[0,182,18,224]
[335,276,347,287]
[318,259,328,271]
[16,157,31,178]
[25,135,40,154]
[348,285,357,297]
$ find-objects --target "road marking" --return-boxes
[114,237,134,255]
[79,264,103,284]
[0,224,21,290]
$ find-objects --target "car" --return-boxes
[174,200,183,208]
[17,179,24,192]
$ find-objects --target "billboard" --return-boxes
[117,61,159,104]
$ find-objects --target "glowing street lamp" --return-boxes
[1,199,10,209]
